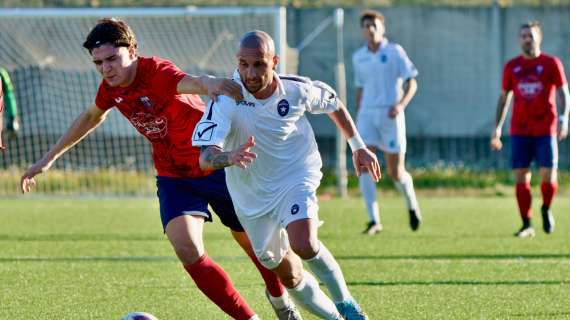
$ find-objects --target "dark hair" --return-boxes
[360,10,385,27]
[83,18,137,53]
[520,20,542,36]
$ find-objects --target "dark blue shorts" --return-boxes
[511,135,558,169]
[156,170,244,232]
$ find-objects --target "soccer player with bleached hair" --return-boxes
[352,9,421,235]
[491,21,569,238]
[20,18,302,320]
[193,30,380,320]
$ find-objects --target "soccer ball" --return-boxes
[121,312,158,320]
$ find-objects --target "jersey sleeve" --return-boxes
[306,80,340,114]
[502,62,513,92]
[153,58,187,97]
[94,82,115,111]
[395,44,418,80]
[552,56,567,87]
[192,97,235,148]
[352,53,363,88]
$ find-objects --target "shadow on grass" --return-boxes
[509,311,570,317]
[348,280,570,286]
[335,254,570,260]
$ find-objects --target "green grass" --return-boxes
[1,195,569,319]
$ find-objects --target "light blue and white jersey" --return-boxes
[352,39,418,113]
[192,70,339,218]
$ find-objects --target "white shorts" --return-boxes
[235,183,320,269]
[356,110,407,154]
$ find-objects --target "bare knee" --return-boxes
[273,251,304,288]
[290,237,320,260]
[173,242,203,265]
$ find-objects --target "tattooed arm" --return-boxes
[199,136,257,171]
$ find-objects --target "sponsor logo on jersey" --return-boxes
[518,77,544,100]
[194,121,218,141]
[291,204,300,215]
[236,100,255,108]
[129,112,168,140]
[277,99,290,117]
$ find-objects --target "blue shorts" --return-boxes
[511,135,558,169]
[156,170,244,232]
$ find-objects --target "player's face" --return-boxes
[361,18,385,44]
[519,27,541,56]
[91,44,137,87]
[236,47,278,95]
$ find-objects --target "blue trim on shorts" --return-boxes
[510,135,557,169]
[156,170,244,232]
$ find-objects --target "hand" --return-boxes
[203,76,244,102]
[490,128,502,151]
[229,136,257,169]
[388,103,404,118]
[558,121,568,142]
[21,158,53,193]
[6,117,19,140]
[352,148,381,181]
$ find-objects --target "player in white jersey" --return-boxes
[192,31,380,320]
[352,10,422,235]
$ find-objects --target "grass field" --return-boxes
[1,194,569,319]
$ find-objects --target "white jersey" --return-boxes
[192,70,339,218]
[352,40,418,113]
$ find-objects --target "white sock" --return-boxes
[287,270,341,319]
[394,171,419,211]
[267,290,290,309]
[306,242,352,303]
[248,315,260,320]
[359,172,380,224]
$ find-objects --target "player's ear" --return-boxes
[128,45,137,59]
[272,55,279,70]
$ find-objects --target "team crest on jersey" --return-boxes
[277,99,290,117]
[139,96,154,110]
[514,66,522,74]
[380,54,388,63]
[291,204,300,215]
[536,65,544,74]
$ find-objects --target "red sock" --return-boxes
[184,253,255,320]
[541,181,558,208]
[245,250,285,298]
[516,183,532,219]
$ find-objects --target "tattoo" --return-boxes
[201,145,233,169]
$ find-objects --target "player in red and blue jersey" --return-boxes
[20,18,301,320]
[491,21,569,238]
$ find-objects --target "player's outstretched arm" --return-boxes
[557,84,569,141]
[327,100,381,181]
[198,136,257,171]
[20,104,110,193]
[491,90,512,151]
[177,75,244,102]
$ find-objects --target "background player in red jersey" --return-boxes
[19,18,300,320]
[491,21,569,237]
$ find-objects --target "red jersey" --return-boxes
[95,56,211,178]
[502,53,567,136]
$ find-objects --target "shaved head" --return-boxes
[238,30,275,56]
[236,30,279,98]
